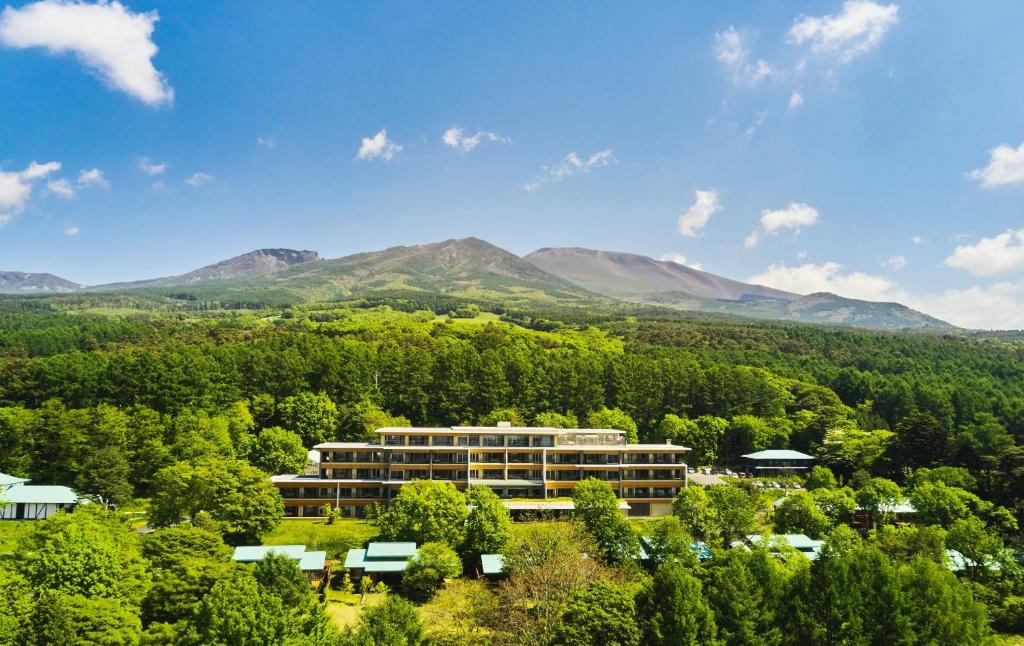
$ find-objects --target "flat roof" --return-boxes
[232,545,307,562]
[312,442,688,451]
[298,550,328,572]
[365,542,418,559]
[0,472,29,487]
[343,546,416,572]
[480,554,505,575]
[746,534,824,559]
[501,500,631,511]
[2,484,80,504]
[375,426,624,435]
[741,450,815,461]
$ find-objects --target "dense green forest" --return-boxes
[1,298,1023,644]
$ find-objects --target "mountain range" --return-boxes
[0,238,952,329]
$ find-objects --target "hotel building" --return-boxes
[272,422,689,518]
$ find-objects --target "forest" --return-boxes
[0,299,1023,644]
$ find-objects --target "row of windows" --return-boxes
[322,450,687,464]
[280,484,682,503]
[383,434,554,447]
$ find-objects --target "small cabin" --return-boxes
[741,450,815,476]
[0,472,83,521]
[231,544,330,586]
[343,542,418,585]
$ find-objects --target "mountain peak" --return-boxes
[0,271,81,294]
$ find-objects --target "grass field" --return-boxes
[0,521,31,555]
[262,518,379,559]
[324,589,386,628]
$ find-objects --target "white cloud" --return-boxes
[676,189,721,237]
[908,282,1024,330]
[788,1,899,64]
[138,157,167,176]
[911,235,926,245]
[47,178,76,200]
[748,261,905,301]
[184,172,213,188]
[944,229,1024,277]
[0,160,60,215]
[745,202,819,247]
[77,167,108,188]
[442,127,510,152]
[660,252,703,271]
[788,91,804,110]
[64,225,79,236]
[256,136,277,150]
[883,254,906,270]
[714,25,778,86]
[0,0,172,106]
[745,110,767,137]
[0,214,12,226]
[356,129,402,162]
[966,141,1024,188]
[523,149,615,192]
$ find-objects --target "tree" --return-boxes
[854,477,902,530]
[253,551,313,609]
[338,398,411,442]
[141,525,233,625]
[810,487,857,526]
[496,523,609,645]
[656,414,725,465]
[706,485,761,545]
[888,410,949,472]
[26,590,143,646]
[242,426,308,475]
[721,415,788,464]
[870,525,947,564]
[375,479,468,548]
[463,486,512,559]
[774,492,830,538]
[897,559,992,643]
[479,408,525,426]
[403,541,462,600]
[149,458,283,544]
[947,516,1004,579]
[345,595,424,646]
[278,392,338,446]
[645,516,698,567]
[553,579,640,646]
[573,478,639,562]
[18,507,149,607]
[908,482,973,528]
[533,411,578,428]
[672,486,720,542]
[190,574,292,646]
[638,562,719,645]
[587,407,638,443]
[804,465,836,491]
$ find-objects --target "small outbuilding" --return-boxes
[343,541,418,585]
[0,472,83,520]
[231,544,330,586]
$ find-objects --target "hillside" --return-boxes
[526,247,796,301]
[95,248,320,290]
[527,246,951,329]
[0,271,81,294]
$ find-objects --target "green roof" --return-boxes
[365,542,417,560]
[343,548,368,569]
[480,554,505,575]
[1,484,80,504]
[298,550,327,572]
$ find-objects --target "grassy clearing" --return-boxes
[324,589,385,628]
[263,518,379,559]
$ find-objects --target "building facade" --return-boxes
[272,423,689,518]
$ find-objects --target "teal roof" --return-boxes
[2,484,79,504]
[343,548,368,569]
[232,545,307,562]
[691,542,714,560]
[480,554,505,575]
[298,550,327,572]
[746,534,824,559]
[0,472,28,487]
[364,559,413,573]
[365,542,417,560]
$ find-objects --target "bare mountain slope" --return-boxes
[0,271,81,294]
[95,248,320,290]
[525,247,796,301]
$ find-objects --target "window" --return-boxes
[432,436,454,446]
[385,435,404,446]
[408,435,429,446]
[532,436,554,447]
[506,435,529,447]
[483,435,504,447]
[458,436,480,447]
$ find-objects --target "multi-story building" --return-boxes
[272,422,689,518]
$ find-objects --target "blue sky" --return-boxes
[1,1,1023,328]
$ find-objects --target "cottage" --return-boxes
[343,541,418,585]
[741,450,815,475]
[0,472,83,520]
[231,544,330,586]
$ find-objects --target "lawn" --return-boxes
[324,589,385,628]
[262,518,379,559]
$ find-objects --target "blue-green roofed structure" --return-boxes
[344,542,420,581]
[231,544,330,585]
[741,450,814,474]
[0,472,83,520]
